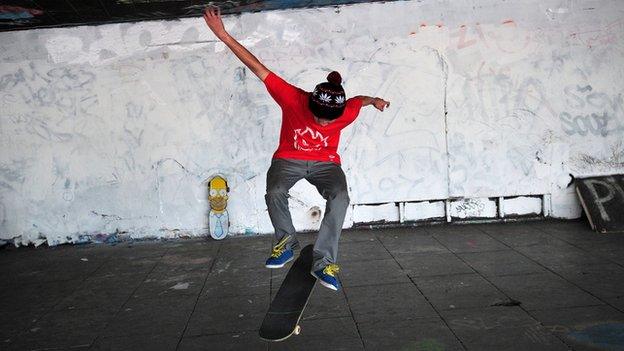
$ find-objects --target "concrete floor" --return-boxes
[1,219,624,351]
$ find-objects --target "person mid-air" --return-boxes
[204,7,390,291]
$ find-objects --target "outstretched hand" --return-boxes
[203,6,227,39]
[372,98,390,112]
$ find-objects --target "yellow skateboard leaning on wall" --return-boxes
[208,175,229,240]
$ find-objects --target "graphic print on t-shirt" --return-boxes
[293,127,329,152]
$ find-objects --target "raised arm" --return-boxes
[203,7,270,81]
[354,96,391,112]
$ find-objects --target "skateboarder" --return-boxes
[204,7,390,291]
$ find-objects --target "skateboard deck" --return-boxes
[207,175,229,240]
[259,244,317,342]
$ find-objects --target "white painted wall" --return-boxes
[1,0,623,245]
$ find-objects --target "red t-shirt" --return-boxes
[264,72,362,164]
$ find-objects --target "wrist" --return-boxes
[216,31,231,42]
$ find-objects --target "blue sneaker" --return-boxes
[311,264,341,291]
[265,235,294,268]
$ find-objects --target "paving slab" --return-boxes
[220,234,273,251]
[555,263,624,300]
[338,239,393,262]
[163,239,221,254]
[431,231,510,253]
[213,247,270,271]
[476,222,566,247]
[204,267,271,298]
[94,242,169,260]
[530,220,590,237]
[608,296,624,312]
[426,224,485,236]
[514,241,608,270]
[529,220,624,248]
[339,227,378,243]
[442,306,570,351]
[530,305,624,351]
[185,294,269,336]
[179,331,269,351]
[81,273,146,296]
[268,317,363,351]
[339,258,411,287]
[103,295,196,337]
[91,334,180,351]
[54,283,131,312]
[441,304,538,329]
[377,227,449,254]
[396,252,475,277]
[345,283,438,322]
[457,249,548,277]
[489,272,605,311]
[8,260,97,284]
[156,251,215,273]
[131,270,208,298]
[585,242,624,266]
[11,307,116,350]
[358,317,464,351]
[0,309,46,346]
[412,273,509,311]
[92,257,159,277]
[457,324,570,350]
[0,279,83,312]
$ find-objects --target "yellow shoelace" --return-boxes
[323,264,340,277]
[270,235,291,258]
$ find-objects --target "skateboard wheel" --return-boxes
[294,325,301,335]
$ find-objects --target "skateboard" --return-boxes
[259,244,317,342]
[207,175,229,240]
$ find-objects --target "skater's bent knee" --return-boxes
[265,187,289,198]
[327,189,349,204]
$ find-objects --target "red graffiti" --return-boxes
[569,19,624,48]
[0,5,43,16]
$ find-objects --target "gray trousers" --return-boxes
[265,158,350,272]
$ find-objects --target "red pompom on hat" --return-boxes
[327,71,342,85]
[309,71,346,120]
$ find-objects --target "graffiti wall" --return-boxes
[1,0,623,245]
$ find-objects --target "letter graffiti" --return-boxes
[583,177,624,221]
[560,111,610,136]
[560,84,624,137]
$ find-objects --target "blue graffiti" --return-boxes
[0,6,42,21]
[568,323,624,350]
[0,11,33,20]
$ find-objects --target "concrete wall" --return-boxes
[1,0,623,246]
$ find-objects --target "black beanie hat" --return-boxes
[308,71,346,120]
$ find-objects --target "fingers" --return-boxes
[375,99,390,112]
[204,5,219,18]
[203,6,222,29]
